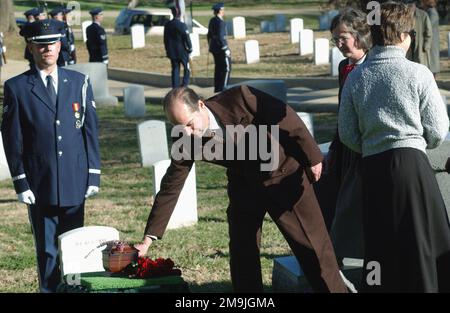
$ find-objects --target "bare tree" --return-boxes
[0,0,17,33]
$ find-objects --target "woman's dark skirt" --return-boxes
[361,147,450,292]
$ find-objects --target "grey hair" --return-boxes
[330,7,372,52]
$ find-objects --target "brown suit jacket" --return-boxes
[144,85,323,238]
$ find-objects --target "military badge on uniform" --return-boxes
[72,102,82,128]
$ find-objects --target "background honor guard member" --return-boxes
[1,19,101,293]
[63,7,77,65]
[207,2,231,92]
[86,8,109,64]
[164,5,193,88]
[23,8,45,69]
[49,7,71,67]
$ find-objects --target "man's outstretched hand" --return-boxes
[305,162,322,183]
[134,236,153,257]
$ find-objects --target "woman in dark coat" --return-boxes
[327,8,371,262]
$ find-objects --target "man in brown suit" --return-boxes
[135,86,347,293]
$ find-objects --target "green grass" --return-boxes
[0,91,337,292]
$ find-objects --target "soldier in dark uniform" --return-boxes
[207,3,231,92]
[49,7,71,67]
[86,8,109,64]
[63,8,77,65]
[1,19,101,293]
[164,6,193,88]
[23,8,42,69]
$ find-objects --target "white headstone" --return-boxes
[331,47,346,76]
[297,112,314,137]
[190,33,200,57]
[233,16,246,39]
[124,85,146,118]
[0,132,11,181]
[82,20,92,43]
[153,160,198,230]
[66,63,118,106]
[131,24,146,49]
[299,29,314,56]
[260,21,271,33]
[58,226,120,276]
[290,18,304,44]
[245,40,260,64]
[137,120,169,167]
[314,38,330,65]
[275,14,286,32]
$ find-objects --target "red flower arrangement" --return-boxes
[134,257,182,279]
[99,240,182,279]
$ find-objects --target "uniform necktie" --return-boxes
[340,63,356,85]
[46,75,57,107]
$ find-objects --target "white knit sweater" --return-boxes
[339,45,449,157]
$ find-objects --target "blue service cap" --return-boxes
[49,6,64,17]
[24,8,42,18]
[212,2,224,11]
[89,7,103,16]
[20,19,64,44]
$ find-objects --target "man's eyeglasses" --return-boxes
[331,35,353,45]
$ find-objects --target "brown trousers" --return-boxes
[226,168,347,293]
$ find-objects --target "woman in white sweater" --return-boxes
[339,1,450,292]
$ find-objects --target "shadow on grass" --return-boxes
[198,216,226,223]
[0,198,17,204]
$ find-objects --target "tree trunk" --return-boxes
[128,0,139,9]
[0,0,17,33]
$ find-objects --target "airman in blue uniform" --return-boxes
[49,7,71,67]
[86,8,109,64]
[23,8,46,69]
[207,3,231,92]
[1,20,101,292]
[63,8,77,65]
[164,6,193,88]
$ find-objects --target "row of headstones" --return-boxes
[81,21,147,50]
[243,36,346,77]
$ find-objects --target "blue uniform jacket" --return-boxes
[163,18,192,60]
[1,67,101,207]
[86,23,108,62]
[207,16,228,54]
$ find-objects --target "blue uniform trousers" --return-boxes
[28,203,84,293]
[213,51,231,92]
[170,57,190,88]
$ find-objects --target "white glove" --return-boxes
[102,59,109,65]
[17,189,35,205]
[2,46,6,53]
[225,49,231,57]
[85,186,99,199]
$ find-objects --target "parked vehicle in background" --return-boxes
[114,8,172,36]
